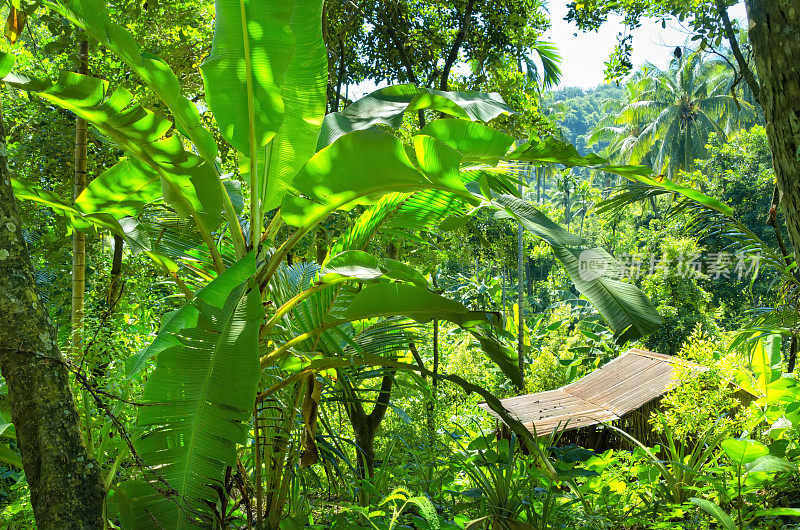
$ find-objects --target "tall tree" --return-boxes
[567,0,800,262]
[745,0,800,264]
[0,102,105,528]
[593,52,754,178]
[70,39,89,361]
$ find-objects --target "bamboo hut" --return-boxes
[479,348,755,451]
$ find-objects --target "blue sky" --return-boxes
[544,0,748,88]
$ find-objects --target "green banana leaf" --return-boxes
[1,59,223,232]
[344,283,518,386]
[282,129,433,226]
[119,253,260,529]
[494,194,661,344]
[261,0,327,211]
[200,0,292,158]
[420,119,515,163]
[10,179,152,252]
[52,0,217,161]
[317,84,514,149]
[124,252,258,378]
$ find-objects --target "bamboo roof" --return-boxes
[479,349,705,437]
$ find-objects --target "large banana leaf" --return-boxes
[423,118,653,178]
[119,253,261,528]
[10,179,152,252]
[53,0,217,161]
[124,252,258,378]
[344,283,495,329]
[344,283,518,386]
[420,119,515,163]
[494,194,661,343]
[317,84,514,149]
[261,0,327,210]
[282,130,436,226]
[200,0,293,157]
[1,61,223,232]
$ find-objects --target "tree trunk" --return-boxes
[107,234,124,307]
[315,227,328,265]
[346,370,394,480]
[745,0,800,262]
[516,181,525,391]
[537,166,542,204]
[71,39,89,359]
[439,0,477,91]
[0,103,105,528]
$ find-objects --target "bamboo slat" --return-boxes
[477,349,722,438]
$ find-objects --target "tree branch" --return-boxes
[715,0,761,101]
[367,369,395,433]
[439,0,477,91]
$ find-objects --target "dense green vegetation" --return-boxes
[0,0,799,528]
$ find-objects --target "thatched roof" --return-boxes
[479,349,706,437]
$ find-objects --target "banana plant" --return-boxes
[1,0,666,527]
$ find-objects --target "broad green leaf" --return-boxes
[282,130,430,226]
[383,259,428,288]
[421,119,514,163]
[0,51,13,78]
[261,0,327,210]
[746,454,797,474]
[0,422,14,438]
[0,443,21,469]
[494,194,661,343]
[626,173,734,216]
[121,254,261,528]
[11,178,151,252]
[160,157,224,229]
[200,0,293,157]
[124,252,257,378]
[317,84,514,149]
[2,66,224,233]
[405,495,439,530]
[222,178,245,215]
[321,251,384,282]
[721,438,769,465]
[75,158,160,218]
[343,284,488,326]
[114,217,152,254]
[509,136,604,166]
[53,0,218,160]
[553,246,661,344]
[420,88,513,122]
[508,136,656,180]
[321,252,429,287]
[413,134,467,193]
[386,189,475,232]
[751,333,782,396]
[343,283,520,386]
[689,498,735,530]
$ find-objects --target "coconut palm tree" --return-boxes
[591,50,756,179]
[588,72,656,169]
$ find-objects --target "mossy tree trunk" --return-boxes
[745,0,800,261]
[0,104,105,527]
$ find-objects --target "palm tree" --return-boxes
[591,50,756,179]
[588,72,655,169]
